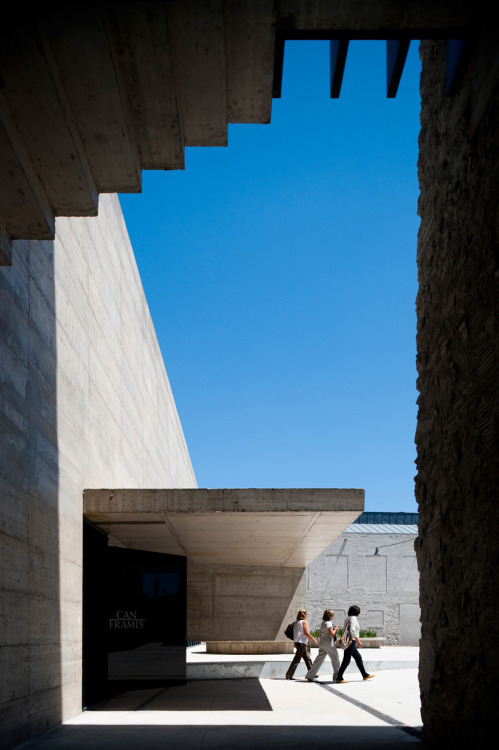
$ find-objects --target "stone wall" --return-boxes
[416,32,499,745]
[306,531,420,644]
[0,195,196,748]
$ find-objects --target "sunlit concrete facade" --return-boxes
[0,2,497,747]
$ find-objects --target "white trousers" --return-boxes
[305,638,340,680]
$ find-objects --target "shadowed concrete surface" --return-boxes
[22,669,422,749]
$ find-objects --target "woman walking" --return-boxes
[285,609,318,680]
[305,609,340,682]
[336,605,374,683]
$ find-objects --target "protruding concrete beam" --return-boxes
[387,39,410,98]
[330,39,349,98]
[0,221,12,265]
[225,0,275,124]
[167,0,228,147]
[0,93,55,240]
[47,6,142,193]
[107,2,185,170]
[0,24,99,217]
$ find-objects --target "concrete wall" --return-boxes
[306,531,420,644]
[0,194,196,748]
[187,563,306,642]
[416,31,499,745]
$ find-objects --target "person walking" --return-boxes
[336,605,375,683]
[305,608,339,683]
[285,609,318,680]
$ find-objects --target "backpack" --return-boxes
[284,622,295,640]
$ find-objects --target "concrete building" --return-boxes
[307,512,420,645]
[0,2,497,748]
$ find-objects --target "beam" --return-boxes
[387,39,410,98]
[167,0,228,147]
[225,0,276,123]
[106,2,185,170]
[0,221,12,265]
[330,39,349,98]
[46,6,142,193]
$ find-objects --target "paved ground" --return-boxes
[186,644,419,679]
[24,665,423,749]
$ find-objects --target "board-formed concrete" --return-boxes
[0,1,473,262]
[84,488,364,642]
[83,488,363,567]
[0,195,196,748]
[1,2,497,748]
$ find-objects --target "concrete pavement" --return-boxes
[22,655,423,749]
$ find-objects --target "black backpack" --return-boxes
[284,621,295,640]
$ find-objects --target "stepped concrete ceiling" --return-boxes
[0,1,472,264]
[84,488,364,567]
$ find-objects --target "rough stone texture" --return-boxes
[0,194,196,749]
[416,32,499,746]
[306,531,420,644]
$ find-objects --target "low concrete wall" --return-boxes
[206,641,294,655]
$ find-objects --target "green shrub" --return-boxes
[310,628,377,639]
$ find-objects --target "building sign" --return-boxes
[108,610,147,629]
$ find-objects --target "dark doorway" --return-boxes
[83,520,187,707]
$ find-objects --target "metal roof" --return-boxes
[345,523,418,534]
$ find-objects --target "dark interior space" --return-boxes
[83,524,187,708]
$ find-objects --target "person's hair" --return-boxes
[296,609,308,620]
[323,609,334,621]
[348,605,361,616]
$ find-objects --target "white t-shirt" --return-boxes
[319,620,334,641]
[293,619,309,644]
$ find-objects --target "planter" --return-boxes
[359,637,385,648]
[205,640,294,655]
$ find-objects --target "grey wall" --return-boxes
[187,563,306,642]
[306,531,419,644]
[416,31,499,745]
[0,194,196,748]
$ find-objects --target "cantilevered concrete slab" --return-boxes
[83,488,364,568]
[84,488,364,642]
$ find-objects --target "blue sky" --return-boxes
[119,40,421,511]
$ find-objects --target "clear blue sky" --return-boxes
[119,40,421,512]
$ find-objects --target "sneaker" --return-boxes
[336,679,348,684]
[306,677,314,682]
[363,674,375,681]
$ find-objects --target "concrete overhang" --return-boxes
[83,488,364,568]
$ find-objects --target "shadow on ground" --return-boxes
[91,679,273,712]
[24,724,424,749]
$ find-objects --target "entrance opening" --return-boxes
[83,519,187,707]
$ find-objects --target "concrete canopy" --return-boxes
[0,1,472,264]
[84,488,364,567]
